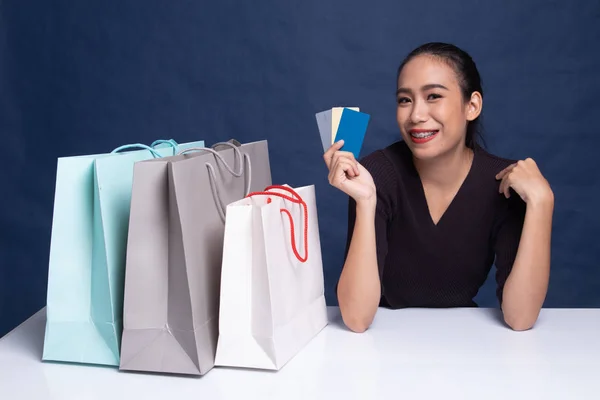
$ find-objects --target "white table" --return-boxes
[1,306,599,399]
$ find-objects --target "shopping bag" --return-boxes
[215,184,328,370]
[43,139,204,366]
[119,139,272,376]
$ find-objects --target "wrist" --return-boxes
[526,188,554,210]
[355,197,377,215]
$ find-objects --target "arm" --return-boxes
[337,156,396,333]
[323,142,395,333]
[337,199,381,333]
[501,192,553,331]
[495,158,554,331]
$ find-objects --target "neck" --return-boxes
[413,144,474,189]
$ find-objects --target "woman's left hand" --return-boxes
[495,158,554,206]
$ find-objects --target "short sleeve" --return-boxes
[340,150,398,299]
[493,192,527,305]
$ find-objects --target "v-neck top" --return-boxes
[344,140,527,308]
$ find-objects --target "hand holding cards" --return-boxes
[315,107,370,159]
[317,107,376,203]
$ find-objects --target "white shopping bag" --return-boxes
[215,184,328,370]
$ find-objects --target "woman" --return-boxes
[324,42,554,333]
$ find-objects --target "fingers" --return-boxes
[324,143,359,173]
[495,163,517,180]
[323,140,345,169]
[328,158,359,185]
[496,158,539,180]
[331,150,359,172]
[496,163,518,198]
[498,172,513,198]
[324,140,363,190]
[502,177,511,198]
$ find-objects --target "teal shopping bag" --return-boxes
[42,139,204,366]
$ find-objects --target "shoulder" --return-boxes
[472,144,527,218]
[470,144,519,196]
[473,144,519,178]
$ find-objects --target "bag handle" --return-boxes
[151,139,179,155]
[111,138,180,158]
[246,185,308,263]
[111,143,162,158]
[177,142,252,223]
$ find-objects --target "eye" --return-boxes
[397,97,411,105]
[427,93,442,101]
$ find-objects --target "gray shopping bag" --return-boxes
[119,140,271,375]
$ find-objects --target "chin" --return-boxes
[403,137,444,160]
[410,147,443,161]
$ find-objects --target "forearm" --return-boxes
[337,201,381,333]
[502,194,554,330]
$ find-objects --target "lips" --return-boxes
[409,129,439,144]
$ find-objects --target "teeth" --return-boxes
[411,131,437,138]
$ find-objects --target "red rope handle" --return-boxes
[246,185,308,263]
[262,185,303,201]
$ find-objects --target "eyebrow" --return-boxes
[396,84,449,95]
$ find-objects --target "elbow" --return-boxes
[342,314,372,333]
[500,287,545,331]
[336,281,379,333]
[338,303,375,333]
[503,311,537,331]
[505,318,534,331]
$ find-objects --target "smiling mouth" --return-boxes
[410,130,438,139]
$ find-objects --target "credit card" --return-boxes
[331,107,359,145]
[332,108,370,160]
[315,109,332,152]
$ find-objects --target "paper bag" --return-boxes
[43,140,204,366]
[119,140,272,375]
[215,184,328,370]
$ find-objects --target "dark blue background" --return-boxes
[2,0,599,337]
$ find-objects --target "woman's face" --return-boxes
[396,55,481,160]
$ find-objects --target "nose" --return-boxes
[410,99,428,124]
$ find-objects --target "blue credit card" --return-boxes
[333,108,370,159]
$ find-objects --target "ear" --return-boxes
[465,91,483,121]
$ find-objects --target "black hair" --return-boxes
[397,42,485,149]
